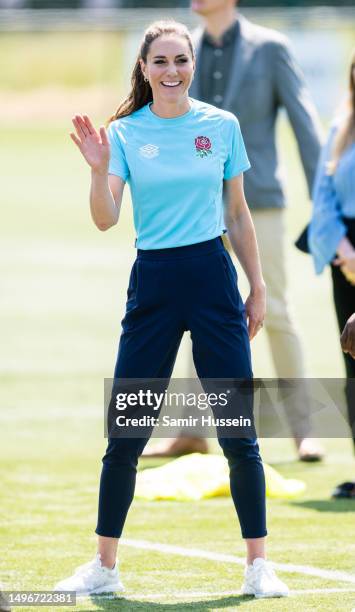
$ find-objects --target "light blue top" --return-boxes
[107,98,250,249]
[309,122,355,274]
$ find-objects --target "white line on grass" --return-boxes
[121,538,355,584]
[77,587,355,601]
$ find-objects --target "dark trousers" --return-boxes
[331,219,355,448]
[96,237,267,539]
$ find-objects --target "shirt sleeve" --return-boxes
[309,125,347,275]
[107,121,130,181]
[273,38,323,195]
[223,116,251,180]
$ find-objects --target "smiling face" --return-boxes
[140,34,195,106]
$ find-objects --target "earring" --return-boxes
[144,76,149,83]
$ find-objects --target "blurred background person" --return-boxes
[309,49,355,494]
[145,0,325,461]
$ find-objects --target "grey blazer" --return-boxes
[189,15,323,209]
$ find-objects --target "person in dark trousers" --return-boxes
[54,20,289,599]
[144,0,325,461]
[309,49,355,499]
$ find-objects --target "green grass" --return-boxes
[1,94,355,609]
[0,32,125,90]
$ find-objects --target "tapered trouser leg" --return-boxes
[96,258,185,537]
[188,247,266,538]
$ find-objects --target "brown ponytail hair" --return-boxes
[107,20,195,125]
[328,49,355,174]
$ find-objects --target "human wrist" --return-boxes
[337,237,354,258]
[91,166,109,178]
[250,280,266,296]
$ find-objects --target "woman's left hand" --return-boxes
[245,284,266,341]
[333,252,355,276]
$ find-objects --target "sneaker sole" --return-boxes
[91,583,125,596]
[241,588,289,598]
[85,583,125,595]
[255,591,289,599]
[73,583,125,597]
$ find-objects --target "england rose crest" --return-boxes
[195,136,212,158]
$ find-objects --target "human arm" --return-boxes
[70,114,125,231]
[89,172,124,231]
[308,125,349,274]
[273,39,323,194]
[224,174,266,341]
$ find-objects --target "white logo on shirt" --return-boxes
[139,144,159,159]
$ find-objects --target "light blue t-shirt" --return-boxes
[108,98,250,249]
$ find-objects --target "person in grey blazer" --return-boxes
[144,0,324,461]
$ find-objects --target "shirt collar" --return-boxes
[202,18,239,49]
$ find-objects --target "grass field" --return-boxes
[1,29,355,612]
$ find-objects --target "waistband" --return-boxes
[137,236,225,260]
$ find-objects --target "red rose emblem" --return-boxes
[195,136,211,150]
[195,136,212,157]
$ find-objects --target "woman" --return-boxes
[309,49,355,498]
[55,21,289,598]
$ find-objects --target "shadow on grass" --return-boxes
[291,499,355,512]
[89,594,253,610]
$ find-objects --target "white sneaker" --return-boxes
[54,554,124,596]
[241,557,289,598]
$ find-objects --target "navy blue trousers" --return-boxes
[96,237,267,539]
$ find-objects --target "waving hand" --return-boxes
[70,114,110,174]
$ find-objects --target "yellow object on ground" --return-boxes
[136,453,305,501]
